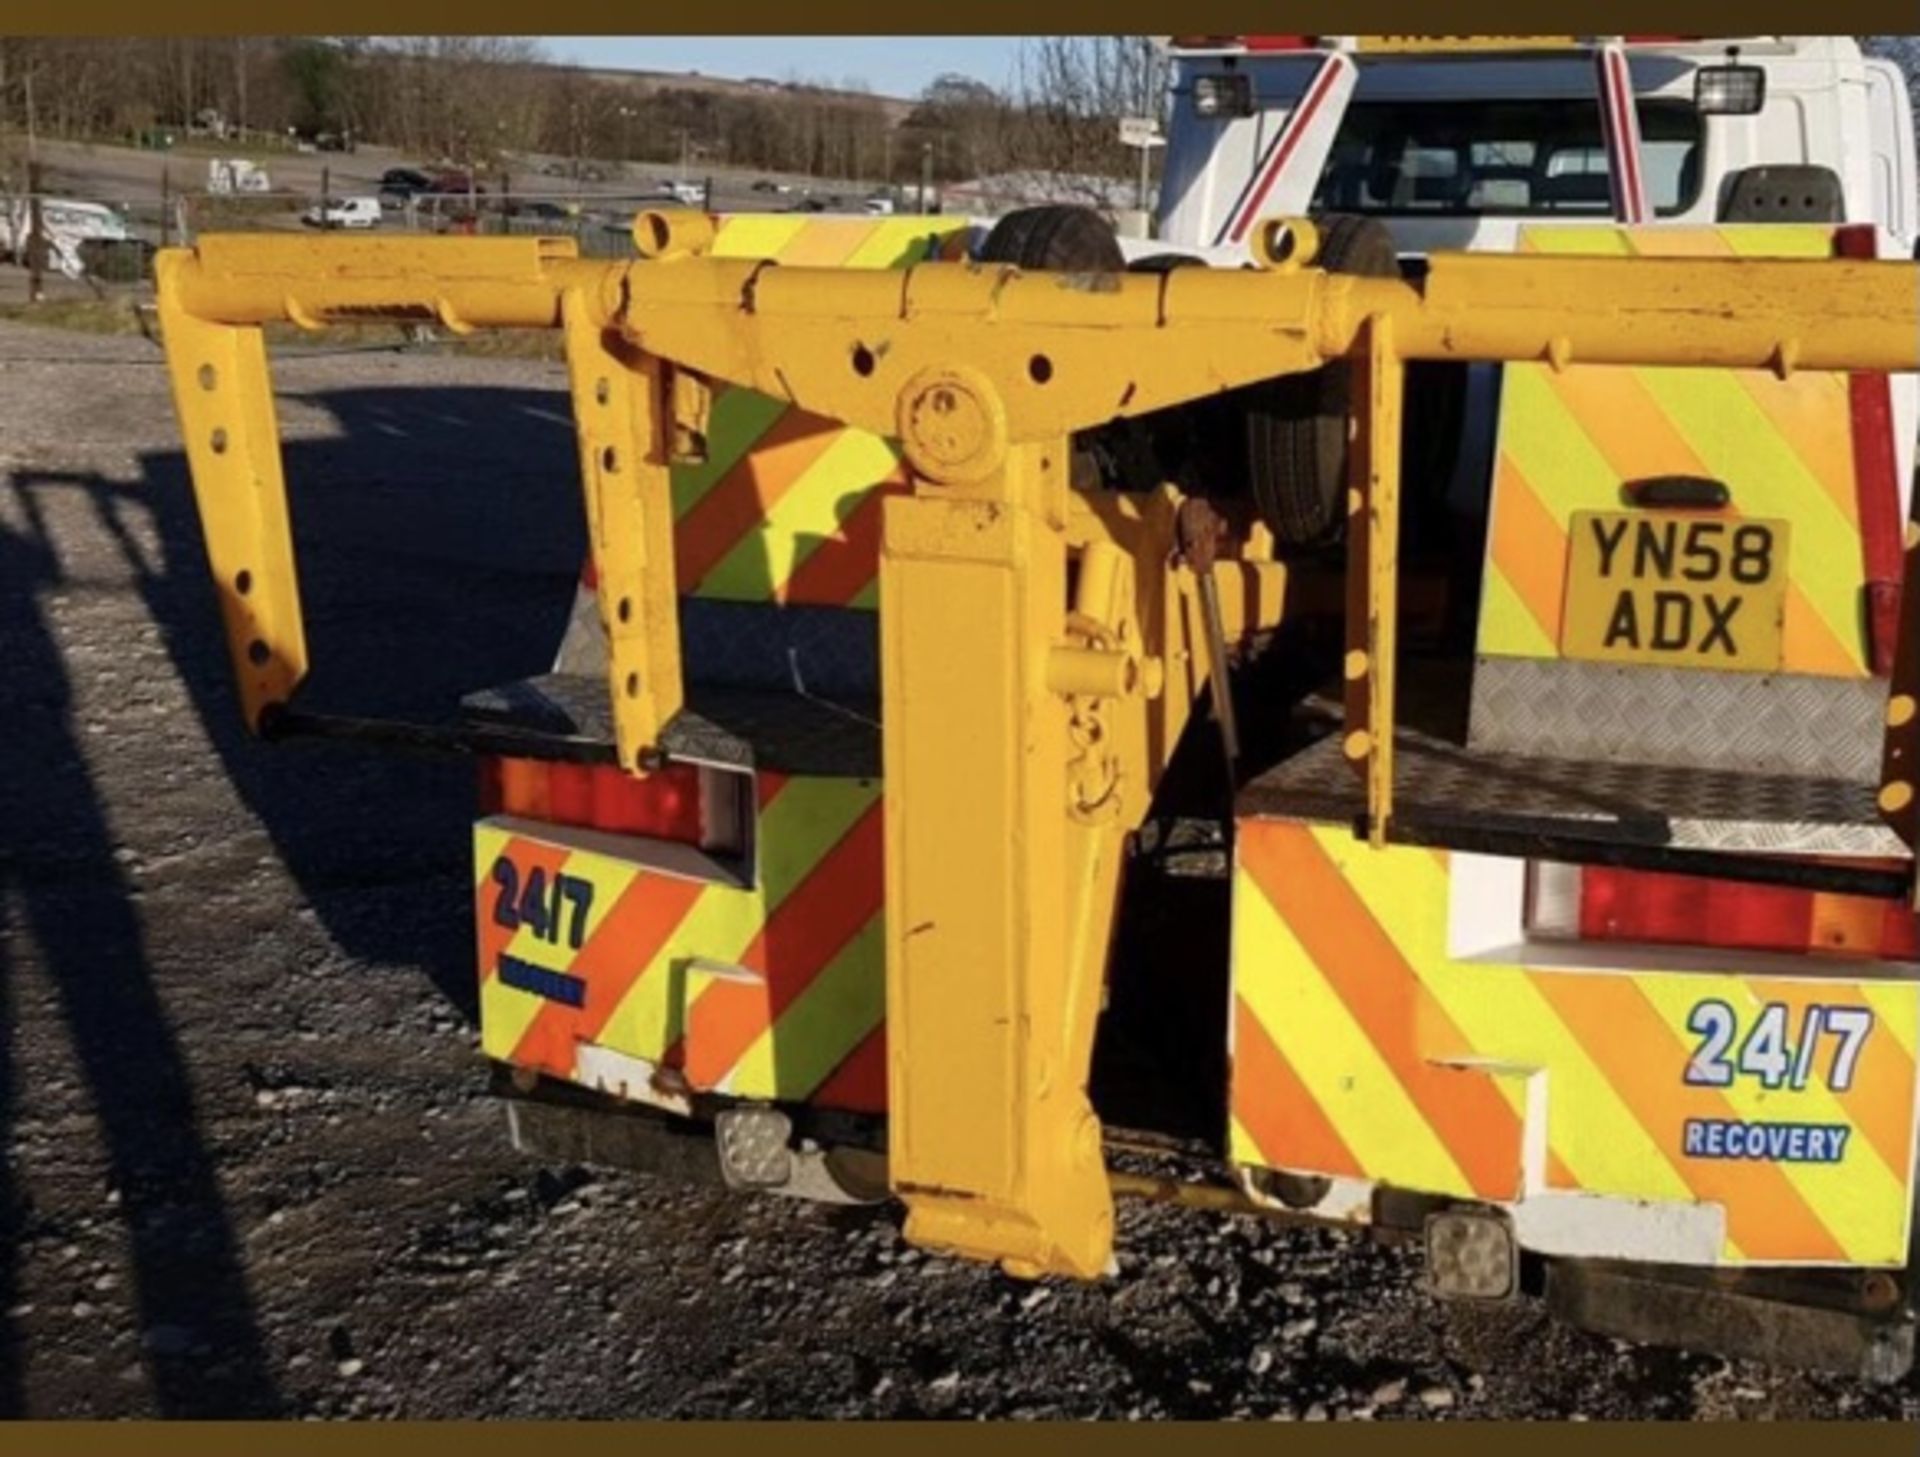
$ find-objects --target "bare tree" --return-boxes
[1006,36,1167,204]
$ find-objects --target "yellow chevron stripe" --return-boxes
[719,913,886,1098]
[1519,225,1833,261]
[474,821,510,889]
[1324,835,1702,1208]
[1233,866,1473,1196]
[596,777,880,1060]
[695,429,900,602]
[1863,982,1920,1062]
[1497,367,1615,531]
[1524,227,1632,255]
[712,214,809,261]
[1722,225,1835,258]
[1633,976,1905,1264]
[671,388,791,521]
[1631,367,1865,669]
[1731,371,1857,524]
[845,219,957,268]
[481,970,546,1061]
[1479,559,1557,658]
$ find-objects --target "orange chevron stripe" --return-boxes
[1543,363,1702,480]
[476,835,571,985]
[1760,981,1915,1182]
[774,219,884,267]
[1240,827,1527,1199]
[678,801,886,1088]
[1232,995,1365,1178]
[1731,372,1858,524]
[511,871,706,1076]
[812,1022,887,1113]
[756,770,790,813]
[778,468,908,607]
[1529,971,1847,1261]
[674,409,845,591]
[1489,454,1567,642]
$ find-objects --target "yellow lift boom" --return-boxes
[154,213,1920,1281]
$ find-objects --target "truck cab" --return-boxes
[1157,36,1917,252]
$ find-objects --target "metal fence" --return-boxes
[0,186,658,290]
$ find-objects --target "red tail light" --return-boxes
[477,755,745,854]
[1529,863,1919,962]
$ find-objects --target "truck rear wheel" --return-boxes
[977,204,1127,272]
[977,207,1163,491]
[1244,214,1399,549]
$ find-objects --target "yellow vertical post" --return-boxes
[1880,491,1918,870]
[880,418,1114,1280]
[1341,314,1403,847]
[560,290,684,771]
[154,251,307,731]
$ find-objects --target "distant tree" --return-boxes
[282,38,349,136]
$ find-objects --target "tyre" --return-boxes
[977,204,1126,272]
[1243,214,1399,549]
[977,207,1164,491]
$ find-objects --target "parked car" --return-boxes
[301,195,383,230]
[508,200,573,222]
[786,197,828,214]
[426,173,487,196]
[379,167,433,203]
[862,196,896,216]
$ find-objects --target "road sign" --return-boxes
[1119,116,1166,149]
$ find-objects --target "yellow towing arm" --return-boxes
[154,214,1920,1282]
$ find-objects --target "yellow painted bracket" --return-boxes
[154,249,308,731]
[1883,489,1919,864]
[1340,315,1403,847]
[881,434,1120,1279]
[559,289,684,770]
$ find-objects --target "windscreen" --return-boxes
[1311,98,1704,217]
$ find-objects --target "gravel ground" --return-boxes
[0,318,1916,1420]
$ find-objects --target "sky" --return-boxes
[542,37,1034,99]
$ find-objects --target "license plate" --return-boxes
[1560,511,1790,673]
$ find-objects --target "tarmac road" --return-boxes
[0,317,1914,1419]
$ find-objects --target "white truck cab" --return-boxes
[1147,34,1917,522]
[1156,36,1917,255]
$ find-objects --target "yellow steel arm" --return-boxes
[153,219,1920,1283]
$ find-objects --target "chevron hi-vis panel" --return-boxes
[475,771,887,1113]
[1230,820,1920,1266]
[1478,225,1872,678]
[670,216,971,611]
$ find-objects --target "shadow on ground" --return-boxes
[0,374,583,1414]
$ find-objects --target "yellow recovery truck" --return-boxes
[151,46,1920,1380]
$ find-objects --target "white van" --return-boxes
[301,195,383,230]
